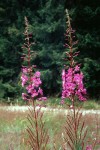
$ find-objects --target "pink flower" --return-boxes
[34,71,41,77]
[86,145,92,150]
[31,91,38,98]
[62,69,66,78]
[62,66,86,102]
[21,74,28,87]
[31,75,42,87]
[38,88,43,95]
[22,93,28,100]
[61,99,65,104]
[26,85,33,93]
[22,67,28,74]
[38,97,47,101]
[62,70,66,87]
[74,65,80,72]
[21,68,45,101]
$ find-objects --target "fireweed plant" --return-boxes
[61,9,87,105]
[20,13,99,150]
[61,10,100,150]
[61,10,88,150]
[21,17,49,150]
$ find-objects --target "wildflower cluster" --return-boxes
[21,68,46,101]
[62,65,86,101]
[21,17,46,101]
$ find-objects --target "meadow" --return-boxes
[0,100,100,150]
[0,9,100,149]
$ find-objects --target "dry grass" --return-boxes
[83,113,100,149]
[0,109,100,150]
[0,110,28,150]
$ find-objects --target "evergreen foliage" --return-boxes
[0,0,100,101]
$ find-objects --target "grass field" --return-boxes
[1,97,100,110]
[43,98,100,110]
[0,106,100,150]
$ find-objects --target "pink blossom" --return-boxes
[22,67,28,74]
[62,69,66,78]
[74,65,80,72]
[62,66,86,101]
[61,99,65,104]
[38,97,47,101]
[38,88,43,95]
[31,90,38,98]
[31,76,42,87]
[26,85,33,93]
[21,74,28,87]
[22,93,28,100]
[34,71,41,77]
[21,68,46,101]
[86,145,92,150]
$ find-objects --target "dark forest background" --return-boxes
[0,0,100,102]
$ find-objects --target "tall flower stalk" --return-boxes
[62,9,87,150]
[62,9,87,106]
[21,17,46,102]
[21,17,49,150]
